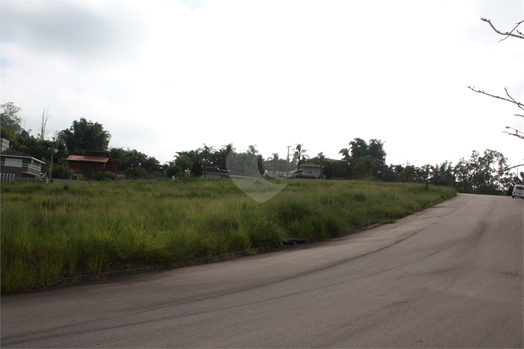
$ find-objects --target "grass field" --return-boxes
[1,178,456,292]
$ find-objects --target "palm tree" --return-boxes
[293,144,308,177]
[247,145,259,177]
[270,153,280,176]
[200,144,214,178]
[315,152,326,179]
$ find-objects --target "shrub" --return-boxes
[92,171,117,181]
[124,166,146,179]
[52,164,74,179]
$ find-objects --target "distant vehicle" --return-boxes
[512,185,524,198]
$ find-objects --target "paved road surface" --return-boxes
[2,194,522,348]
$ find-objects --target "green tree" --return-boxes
[246,145,263,177]
[347,138,370,159]
[58,118,111,154]
[325,159,348,179]
[51,158,74,179]
[454,149,510,194]
[164,165,178,179]
[191,159,203,177]
[293,144,308,177]
[368,139,386,164]
[211,143,233,169]
[1,102,23,138]
[124,166,147,179]
[430,161,455,187]
[141,156,161,174]
[263,153,289,177]
[9,135,52,161]
[310,152,327,179]
[384,164,402,182]
[351,155,378,180]
[110,148,160,173]
[268,153,280,176]
[200,144,215,178]
[257,154,265,176]
[340,138,386,179]
[171,150,201,177]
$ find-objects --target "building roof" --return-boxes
[204,167,229,173]
[66,155,109,163]
[301,163,322,168]
[1,148,46,164]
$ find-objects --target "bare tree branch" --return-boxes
[502,131,524,139]
[472,17,524,147]
[504,19,524,40]
[38,108,51,140]
[467,86,524,114]
[504,88,524,110]
[481,18,524,41]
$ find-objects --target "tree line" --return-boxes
[1,104,162,179]
[1,102,521,194]
[337,138,521,195]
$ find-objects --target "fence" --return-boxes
[0,174,46,184]
[1,173,15,183]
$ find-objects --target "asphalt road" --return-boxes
[2,194,523,348]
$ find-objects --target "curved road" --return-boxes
[2,194,523,348]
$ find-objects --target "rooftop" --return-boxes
[66,155,109,163]
[1,148,46,164]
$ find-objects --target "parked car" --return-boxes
[512,184,524,198]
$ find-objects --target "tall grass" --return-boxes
[1,179,456,292]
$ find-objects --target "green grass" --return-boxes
[1,179,456,292]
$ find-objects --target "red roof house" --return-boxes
[66,151,120,178]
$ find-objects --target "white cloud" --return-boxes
[1,1,148,69]
[1,0,522,167]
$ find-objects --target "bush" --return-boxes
[164,165,179,179]
[124,166,146,179]
[52,164,74,179]
[92,171,117,181]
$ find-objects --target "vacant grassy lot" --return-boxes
[1,179,456,292]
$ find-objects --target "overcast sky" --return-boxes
[1,0,523,168]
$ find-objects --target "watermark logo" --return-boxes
[226,149,286,203]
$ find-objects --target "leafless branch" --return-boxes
[481,18,524,41]
[38,108,51,141]
[467,86,524,113]
[505,19,524,40]
[504,88,524,109]
[505,164,524,171]
[502,131,524,139]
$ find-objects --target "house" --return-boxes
[289,163,322,178]
[202,167,229,179]
[66,151,120,179]
[0,138,46,183]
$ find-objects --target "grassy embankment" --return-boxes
[1,179,456,292]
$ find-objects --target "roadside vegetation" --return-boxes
[2,101,520,194]
[1,179,455,292]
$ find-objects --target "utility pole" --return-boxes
[286,146,290,178]
[49,137,56,182]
